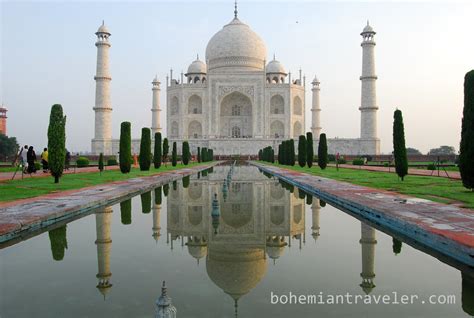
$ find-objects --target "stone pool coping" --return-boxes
[0,162,219,245]
[252,162,474,268]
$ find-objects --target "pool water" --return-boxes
[1,164,473,317]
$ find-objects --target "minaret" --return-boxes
[311,199,321,241]
[151,76,162,136]
[359,21,378,140]
[359,222,377,294]
[92,21,112,155]
[0,104,7,135]
[311,76,321,138]
[152,190,162,242]
[95,206,113,298]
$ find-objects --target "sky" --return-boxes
[1,0,473,154]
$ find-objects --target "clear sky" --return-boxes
[1,0,473,154]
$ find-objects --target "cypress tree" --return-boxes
[289,139,295,166]
[393,109,408,181]
[306,132,314,168]
[460,70,474,189]
[171,142,177,166]
[139,128,151,171]
[258,149,262,161]
[298,135,306,167]
[162,138,169,166]
[141,191,151,214]
[277,144,282,164]
[155,186,162,205]
[98,153,104,174]
[318,133,328,170]
[119,122,132,173]
[202,147,207,162]
[281,141,287,165]
[48,225,68,261]
[197,147,201,163]
[210,149,214,161]
[47,104,66,183]
[182,141,190,165]
[154,132,162,169]
[120,199,132,225]
[270,147,275,163]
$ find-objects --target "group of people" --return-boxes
[18,145,71,174]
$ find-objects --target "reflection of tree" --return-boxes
[202,170,208,177]
[298,189,306,200]
[48,225,68,261]
[306,195,313,205]
[320,200,326,207]
[392,237,402,255]
[120,199,132,225]
[278,179,294,193]
[173,180,177,191]
[197,172,201,179]
[462,273,474,316]
[163,184,169,197]
[262,171,272,179]
[183,176,190,188]
[155,187,162,205]
[141,191,151,214]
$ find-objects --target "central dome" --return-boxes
[205,17,267,71]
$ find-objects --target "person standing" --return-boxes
[65,149,71,170]
[19,145,28,173]
[26,146,37,174]
[41,147,49,173]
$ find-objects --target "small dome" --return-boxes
[186,57,207,75]
[205,17,267,71]
[361,21,375,34]
[266,58,286,74]
[96,22,110,34]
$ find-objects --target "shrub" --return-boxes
[171,142,177,166]
[34,162,42,171]
[460,70,474,189]
[318,133,328,170]
[298,135,307,167]
[393,109,408,181]
[47,104,66,183]
[139,128,151,171]
[328,154,336,162]
[76,157,90,168]
[107,157,118,166]
[427,163,436,170]
[162,138,169,166]
[306,132,314,168]
[337,157,347,164]
[119,122,132,173]
[384,162,389,167]
[154,132,162,169]
[352,158,365,166]
[361,155,373,162]
[182,141,190,165]
[98,153,104,173]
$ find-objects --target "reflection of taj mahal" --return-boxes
[91,3,380,155]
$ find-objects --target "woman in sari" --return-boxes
[27,146,37,174]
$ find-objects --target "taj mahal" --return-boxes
[91,3,380,156]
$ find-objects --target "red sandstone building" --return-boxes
[0,105,7,135]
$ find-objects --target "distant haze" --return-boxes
[2,0,473,154]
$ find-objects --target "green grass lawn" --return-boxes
[260,162,474,208]
[0,166,17,172]
[0,162,207,203]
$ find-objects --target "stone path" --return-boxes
[0,163,217,244]
[253,162,474,268]
[0,165,120,181]
[329,163,461,179]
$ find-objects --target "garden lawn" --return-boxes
[261,162,474,209]
[0,162,206,202]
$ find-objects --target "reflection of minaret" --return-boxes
[153,190,162,242]
[95,206,113,298]
[155,281,177,318]
[359,222,377,294]
[311,199,321,241]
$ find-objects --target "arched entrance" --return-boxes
[220,92,252,138]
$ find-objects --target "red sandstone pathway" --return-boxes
[329,163,461,180]
[254,162,474,268]
[0,165,121,182]
[0,163,217,244]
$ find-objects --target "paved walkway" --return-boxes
[0,165,121,181]
[329,163,461,180]
[254,162,474,268]
[0,163,217,244]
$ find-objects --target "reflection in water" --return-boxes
[141,191,152,214]
[48,225,68,261]
[153,188,162,242]
[311,199,321,241]
[95,206,113,299]
[155,281,177,318]
[360,223,377,295]
[166,165,308,316]
[120,199,132,225]
[392,237,402,255]
[462,273,474,316]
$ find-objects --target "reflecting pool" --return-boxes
[1,164,473,317]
